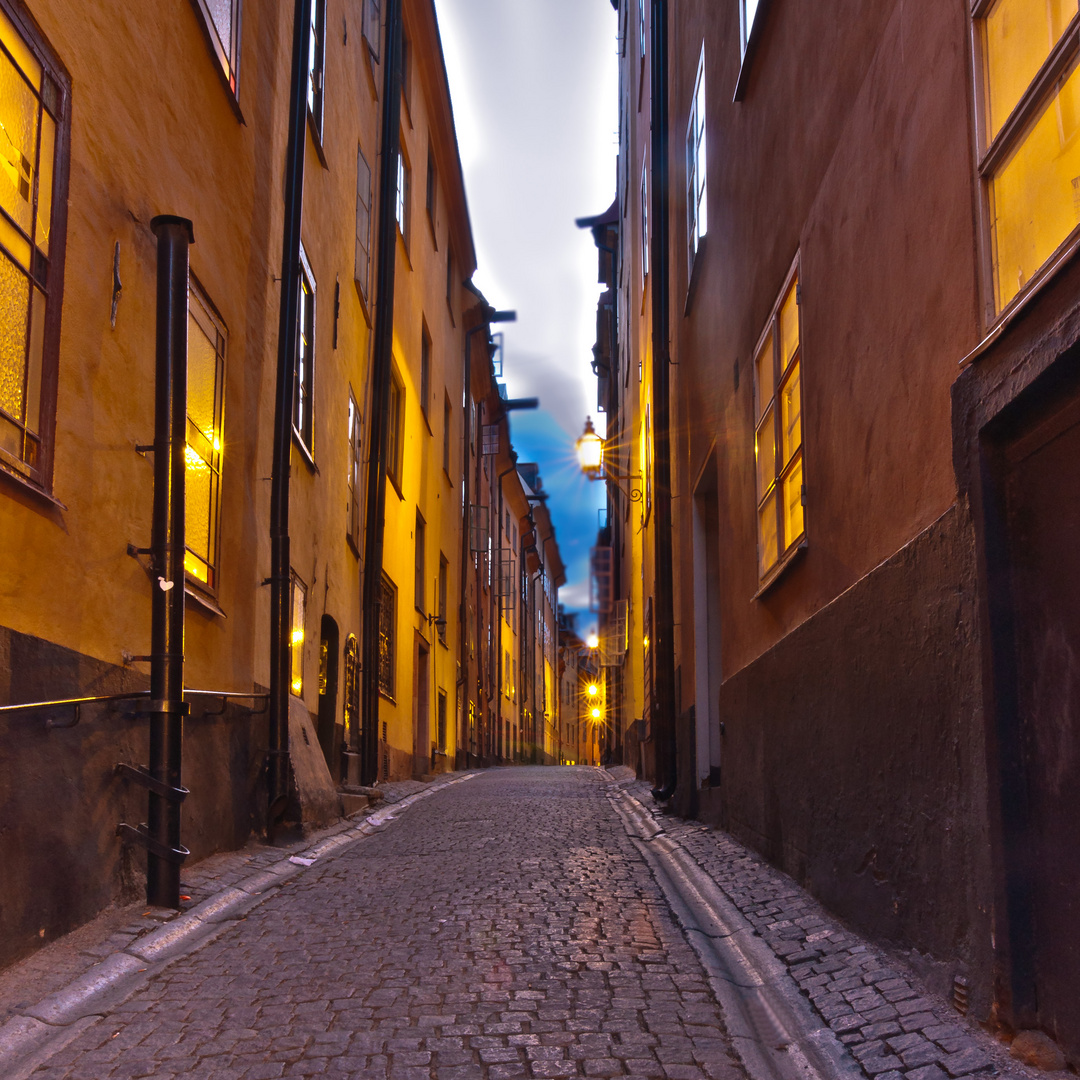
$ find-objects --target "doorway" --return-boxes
[414,637,430,778]
[692,452,723,790]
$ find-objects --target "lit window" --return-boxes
[0,3,69,492]
[355,145,373,306]
[378,573,396,698]
[307,0,326,139]
[686,45,708,279]
[387,368,404,489]
[395,146,410,243]
[347,388,361,551]
[977,0,1080,312]
[192,0,242,95]
[185,280,226,591]
[362,0,380,61]
[294,245,315,457]
[753,266,804,580]
[290,572,307,696]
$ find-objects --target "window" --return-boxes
[740,0,764,58]
[355,145,373,306]
[753,267,804,580]
[686,45,708,279]
[0,4,69,493]
[294,245,315,458]
[426,144,437,229]
[307,0,326,140]
[446,245,455,314]
[400,29,411,112]
[505,650,512,698]
[378,573,396,698]
[437,690,447,753]
[362,0,380,61]
[640,155,649,292]
[185,280,226,592]
[975,0,1080,314]
[290,571,307,696]
[192,0,242,95]
[438,554,448,644]
[387,367,404,490]
[395,145,410,244]
[414,510,426,613]
[443,393,452,474]
[347,388,361,551]
[420,322,431,422]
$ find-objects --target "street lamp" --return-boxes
[576,417,642,502]
[586,632,600,650]
[587,683,599,697]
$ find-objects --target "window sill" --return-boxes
[753,537,807,600]
[379,688,396,704]
[307,112,328,169]
[353,277,372,328]
[0,462,66,512]
[186,582,227,619]
[733,0,772,103]
[387,470,404,501]
[346,531,361,560]
[684,235,706,316]
[427,211,438,252]
[292,430,318,473]
[961,225,1080,367]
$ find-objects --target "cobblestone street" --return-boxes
[23,768,748,1080]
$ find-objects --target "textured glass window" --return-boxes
[294,247,315,456]
[0,3,65,488]
[290,573,307,696]
[193,0,242,95]
[754,271,804,580]
[185,282,225,590]
[347,389,361,549]
[979,0,1080,312]
[379,574,396,697]
[355,146,372,304]
[307,0,325,137]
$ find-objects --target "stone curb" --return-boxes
[0,770,479,1077]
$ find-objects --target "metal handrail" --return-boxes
[0,689,269,728]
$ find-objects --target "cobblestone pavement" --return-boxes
[612,773,1043,1080]
[27,768,748,1080]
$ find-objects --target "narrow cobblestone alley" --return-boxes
[23,769,749,1080]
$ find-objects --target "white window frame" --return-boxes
[686,44,708,284]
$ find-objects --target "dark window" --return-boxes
[362,0,380,61]
[446,245,454,312]
[420,321,431,422]
[414,510,426,613]
[437,689,447,752]
[442,393,451,474]
[191,0,242,95]
[387,367,404,489]
[378,573,396,698]
[438,554,448,644]
[185,279,226,593]
[294,245,315,458]
[0,3,70,494]
[307,0,326,140]
[355,145,373,305]
[400,29,411,111]
[426,144,436,226]
[347,388,361,551]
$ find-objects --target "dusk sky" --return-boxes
[434,0,618,623]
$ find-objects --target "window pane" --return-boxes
[755,406,775,499]
[205,0,234,59]
[758,499,778,576]
[984,0,1075,142]
[782,455,804,550]
[754,332,773,421]
[291,578,306,696]
[0,48,39,236]
[780,358,801,465]
[185,445,213,575]
[0,251,27,420]
[991,55,1080,310]
[188,310,218,441]
[779,278,799,372]
[0,8,40,88]
[36,110,53,254]
[25,283,43,431]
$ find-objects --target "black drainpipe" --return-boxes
[146,215,193,908]
[650,0,677,803]
[268,0,312,827]
[360,0,404,786]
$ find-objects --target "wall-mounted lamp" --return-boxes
[576,416,642,502]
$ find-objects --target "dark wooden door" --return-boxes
[1005,399,1080,1053]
